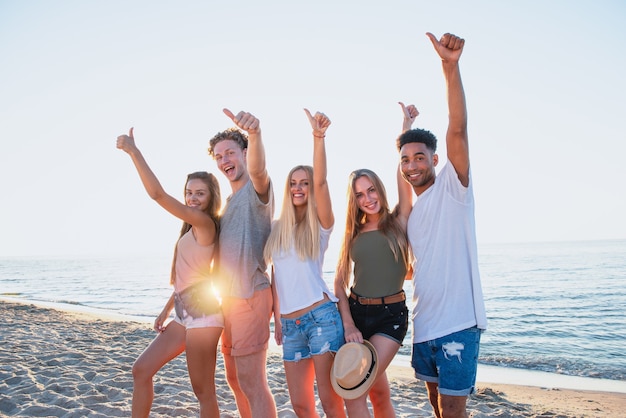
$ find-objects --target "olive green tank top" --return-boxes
[351,230,407,297]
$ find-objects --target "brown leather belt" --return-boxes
[350,291,405,305]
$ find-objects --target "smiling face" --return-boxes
[290,168,309,208]
[354,176,381,218]
[185,178,211,211]
[212,139,248,186]
[400,142,438,195]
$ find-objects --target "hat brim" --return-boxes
[331,340,379,400]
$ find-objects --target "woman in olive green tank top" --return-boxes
[333,104,418,417]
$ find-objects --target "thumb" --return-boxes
[303,108,314,122]
[128,127,134,138]
[222,108,235,121]
[398,102,411,118]
[426,32,439,48]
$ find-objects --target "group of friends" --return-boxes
[116,32,487,418]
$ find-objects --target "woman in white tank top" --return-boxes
[264,110,346,418]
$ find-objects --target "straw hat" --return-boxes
[330,340,378,399]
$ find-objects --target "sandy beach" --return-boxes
[1,300,624,417]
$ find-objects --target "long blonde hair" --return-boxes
[170,172,221,285]
[335,169,409,289]
[264,165,321,262]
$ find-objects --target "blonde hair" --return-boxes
[264,165,321,262]
[335,169,409,289]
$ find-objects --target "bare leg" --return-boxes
[186,326,223,418]
[284,358,320,418]
[234,349,277,418]
[367,334,401,418]
[425,382,441,418]
[311,352,346,418]
[368,372,394,418]
[344,396,371,418]
[439,394,469,418]
[223,353,251,418]
[132,321,186,418]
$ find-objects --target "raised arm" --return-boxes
[304,108,333,229]
[396,102,418,227]
[223,108,271,203]
[426,32,469,186]
[116,128,216,236]
[399,101,419,133]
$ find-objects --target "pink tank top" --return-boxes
[173,229,216,293]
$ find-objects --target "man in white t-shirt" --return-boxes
[397,32,487,418]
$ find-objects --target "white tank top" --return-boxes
[271,226,338,315]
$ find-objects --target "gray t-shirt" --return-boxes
[218,179,274,298]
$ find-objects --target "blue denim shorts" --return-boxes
[280,301,344,362]
[411,326,482,396]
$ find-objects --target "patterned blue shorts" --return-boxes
[280,301,344,362]
[411,326,482,396]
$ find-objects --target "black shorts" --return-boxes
[349,296,409,344]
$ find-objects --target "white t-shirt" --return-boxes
[408,162,487,343]
[271,225,338,315]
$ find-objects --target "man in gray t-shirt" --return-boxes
[208,108,276,418]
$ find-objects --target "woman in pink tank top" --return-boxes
[117,127,223,418]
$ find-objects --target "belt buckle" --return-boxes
[358,296,369,304]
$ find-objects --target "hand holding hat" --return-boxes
[330,340,379,400]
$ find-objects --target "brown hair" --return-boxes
[169,172,221,285]
[207,127,248,157]
[335,169,409,289]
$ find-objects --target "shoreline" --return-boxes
[1,299,625,417]
[4,296,625,394]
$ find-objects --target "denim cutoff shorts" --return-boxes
[349,296,408,344]
[411,326,482,396]
[173,292,224,330]
[280,301,344,362]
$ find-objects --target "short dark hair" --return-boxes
[396,128,438,153]
[208,127,248,157]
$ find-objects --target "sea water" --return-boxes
[1,239,625,383]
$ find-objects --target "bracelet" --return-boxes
[313,132,325,139]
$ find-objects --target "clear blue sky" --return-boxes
[1,1,625,257]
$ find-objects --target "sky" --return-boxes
[1,1,625,258]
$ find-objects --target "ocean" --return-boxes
[1,239,625,384]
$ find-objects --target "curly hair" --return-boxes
[208,127,248,157]
[396,128,438,153]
